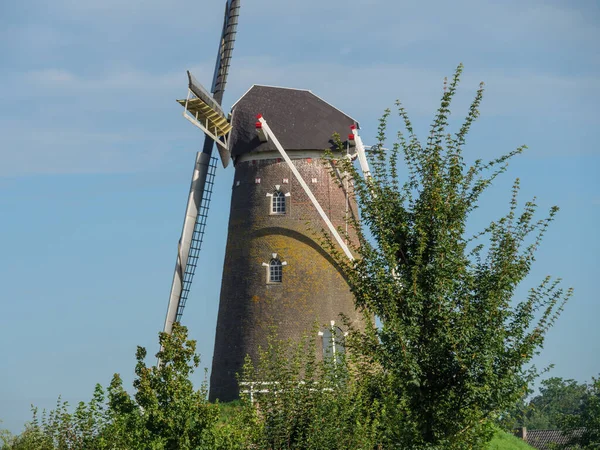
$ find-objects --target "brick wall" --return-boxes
[208,156,361,402]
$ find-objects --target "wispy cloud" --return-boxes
[21,67,183,94]
[225,57,599,118]
[12,58,598,120]
[0,121,195,177]
[0,56,597,177]
[0,0,598,177]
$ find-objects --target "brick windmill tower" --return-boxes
[162,0,373,402]
[209,86,366,401]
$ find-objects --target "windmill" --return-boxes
[163,0,373,401]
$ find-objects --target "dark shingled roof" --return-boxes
[229,85,359,159]
[525,429,584,449]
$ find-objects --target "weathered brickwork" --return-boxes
[209,156,360,402]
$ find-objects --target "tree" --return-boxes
[527,377,588,430]
[500,376,589,431]
[560,375,600,449]
[0,390,109,450]
[323,63,572,449]
[0,422,16,449]
[3,323,219,450]
[105,322,219,449]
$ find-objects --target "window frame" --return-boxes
[320,325,346,364]
[268,257,283,284]
[271,190,286,215]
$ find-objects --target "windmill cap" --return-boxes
[229,85,360,158]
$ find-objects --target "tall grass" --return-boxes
[488,430,535,449]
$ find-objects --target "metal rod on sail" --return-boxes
[258,116,355,261]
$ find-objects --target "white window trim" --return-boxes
[269,186,287,215]
[263,253,287,284]
[319,320,346,364]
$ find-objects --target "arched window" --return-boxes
[271,191,286,214]
[269,258,283,283]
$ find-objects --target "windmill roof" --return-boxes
[229,85,359,159]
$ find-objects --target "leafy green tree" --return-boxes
[560,375,600,449]
[4,323,219,450]
[324,63,572,449]
[1,393,108,450]
[105,322,220,449]
[0,421,16,449]
[500,377,589,431]
[527,377,587,429]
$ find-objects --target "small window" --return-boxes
[322,326,345,362]
[269,258,283,283]
[271,191,286,214]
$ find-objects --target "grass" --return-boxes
[489,429,536,449]
[217,400,244,424]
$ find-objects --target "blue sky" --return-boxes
[1,0,598,433]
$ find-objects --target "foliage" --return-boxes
[236,332,541,450]
[531,378,588,429]
[2,323,219,450]
[0,388,110,450]
[501,377,589,430]
[104,322,219,449]
[238,330,382,449]
[488,429,536,450]
[559,375,600,449]
[0,422,15,449]
[323,63,572,449]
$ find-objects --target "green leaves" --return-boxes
[238,330,382,450]
[324,63,571,449]
[119,322,219,450]
[559,375,600,448]
[5,324,219,450]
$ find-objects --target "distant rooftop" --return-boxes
[521,428,584,450]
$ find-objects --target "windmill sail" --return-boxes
[163,0,240,337]
[212,0,241,101]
